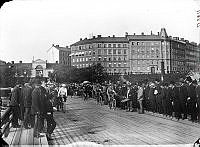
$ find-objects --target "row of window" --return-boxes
[73,43,128,51]
[72,56,127,63]
[97,43,128,48]
[131,41,161,46]
[74,62,128,68]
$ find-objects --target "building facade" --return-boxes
[47,44,71,66]
[70,28,200,74]
[70,35,130,74]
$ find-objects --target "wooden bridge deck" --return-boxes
[48,96,200,146]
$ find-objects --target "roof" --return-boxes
[53,45,71,51]
[127,35,163,41]
[71,36,129,46]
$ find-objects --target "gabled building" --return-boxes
[47,44,71,66]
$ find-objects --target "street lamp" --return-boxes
[161,40,165,82]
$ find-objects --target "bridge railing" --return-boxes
[1,107,13,138]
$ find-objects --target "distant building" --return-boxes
[7,59,58,78]
[70,35,130,74]
[70,28,200,74]
[47,44,71,66]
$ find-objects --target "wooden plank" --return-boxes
[2,127,17,145]
[27,128,34,145]
[12,127,23,145]
[39,133,48,145]
[19,128,28,145]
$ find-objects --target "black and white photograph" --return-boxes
[0,0,200,146]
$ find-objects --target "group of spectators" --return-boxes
[9,78,56,140]
[77,77,200,123]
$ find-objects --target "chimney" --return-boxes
[151,31,153,35]
[19,61,22,63]
[11,61,14,64]
[56,45,59,47]
[93,36,95,39]
[125,32,128,36]
[157,32,160,36]
[66,46,68,48]
[108,36,110,37]
[52,44,54,47]
[80,38,82,41]
[84,38,87,40]
[97,35,101,38]
[56,61,58,64]
[133,33,136,35]
[141,32,144,35]
[113,35,115,37]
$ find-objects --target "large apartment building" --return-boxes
[70,28,200,74]
[70,35,130,74]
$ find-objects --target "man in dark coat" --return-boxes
[168,82,181,120]
[186,77,197,122]
[44,93,56,140]
[148,82,156,113]
[179,78,188,119]
[31,78,47,137]
[21,82,33,128]
[10,84,21,128]
[196,80,200,123]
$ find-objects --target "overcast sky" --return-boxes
[0,0,200,63]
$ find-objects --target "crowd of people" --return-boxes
[75,77,200,123]
[8,75,200,141]
[9,78,57,140]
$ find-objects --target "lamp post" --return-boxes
[161,40,165,82]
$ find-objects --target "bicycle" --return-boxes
[109,94,116,110]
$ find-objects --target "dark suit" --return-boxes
[149,87,156,113]
[31,86,47,136]
[187,83,197,122]
[10,85,21,127]
[21,85,33,127]
[196,85,200,123]
[168,86,181,119]
[179,84,188,119]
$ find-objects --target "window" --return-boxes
[98,49,101,55]
[113,49,116,54]
[108,57,111,61]
[123,44,127,48]
[108,49,112,54]
[113,44,116,48]
[86,58,88,61]
[118,57,121,61]
[104,44,107,48]
[109,63,112,67]
[118,44,121,48]
[118,63,121,67]
[104,49,107,55]
[113,57,116,61]
[108,44,111,48]
[132,42,135,45]
[113,63,116,67]
[98,57,101,61]
[104,57,107,61]
[118,49,121,54]
[83,58,85,62]
[124,49,127,54]
[72,59,75,63]
[93,51,95,55]
[137,42,140,46]
[77,59,79,62]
